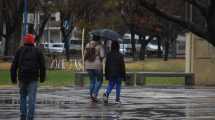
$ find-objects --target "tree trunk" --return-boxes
[170,37,177,58]
[4,35,12,56]
[130,30,136,59]
[157,36,162,58]
[4,22,21,56]
[139,43,146,60]
[4,35,21,56]
[64,37,70,61]
[0,21,3,55]
[164,40,169,61]
[139,35,146,60]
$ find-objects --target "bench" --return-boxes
[74,72,89,86]
[0,56,14,62]
[74,71,137,86]
[74,72,194,86]
[135,72,194,86]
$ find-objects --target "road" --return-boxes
[0,86,215,120]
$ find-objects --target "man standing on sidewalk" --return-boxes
[10,34,46,120]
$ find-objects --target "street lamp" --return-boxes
[23,0,28,35]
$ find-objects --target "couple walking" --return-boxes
[84,35,126,103]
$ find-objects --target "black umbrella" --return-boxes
[89,29,122,41]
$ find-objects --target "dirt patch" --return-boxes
[0,62,11,70]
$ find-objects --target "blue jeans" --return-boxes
[105,77,121,99]
[87,69,103,97]
[19,80,38,120]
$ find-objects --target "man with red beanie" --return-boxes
[23,34,35,45]
[10,34,46,120]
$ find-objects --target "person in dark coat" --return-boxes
[103,41,126,103]
[10,34,46,120]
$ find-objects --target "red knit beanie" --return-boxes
[23,34,35,44]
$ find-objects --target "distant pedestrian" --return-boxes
[10,34,46,120]
[84,35,105,102]
[103,41,126,104]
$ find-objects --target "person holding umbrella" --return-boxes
[84,35,105,102]
[103,40,126,104]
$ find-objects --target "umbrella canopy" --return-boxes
[89,29,122,41]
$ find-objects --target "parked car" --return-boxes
[69,40,82,54]
[70,40,81,51]
[146,39,164,57]
[119,41,132,56]
[119,34,164,57]
[120,33,142,56]
[39,43,65,53]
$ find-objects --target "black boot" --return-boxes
[103,93,108,104]
[27,116,34,120]
[91,94,98,103]
[115,97,121,104]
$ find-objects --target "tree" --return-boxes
[0,0,52,56]
[54,0,106,60]
[118,0,141,59]
[28,0,52,43]
[53,0,74,61]
[136,16,161,60]
[113,0,164,60]
[68,0,105,31]
[137,0,215,47]
[94,0,124,32]
[0,0,23,56]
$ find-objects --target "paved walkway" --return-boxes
[0,87,215,120]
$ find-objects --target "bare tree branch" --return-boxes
[1,0,23,37]
[120,11,132,30]
[138,0,209,40]
[34,0,53,42]
[35,14,50,42]
[185,0,208,18]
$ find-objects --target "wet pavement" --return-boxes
[0,86,215,120]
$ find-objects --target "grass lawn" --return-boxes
[0,58,185,87]
[0,70,75,87]
[145,77,184,85]
[41,70,75,87]
[0,70,11,85]
[126,58,185,72]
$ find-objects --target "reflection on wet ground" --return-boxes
[0,86,215,120]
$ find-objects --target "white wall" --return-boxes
[186,33,215,85]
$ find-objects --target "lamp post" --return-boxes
[23,0,28,35]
